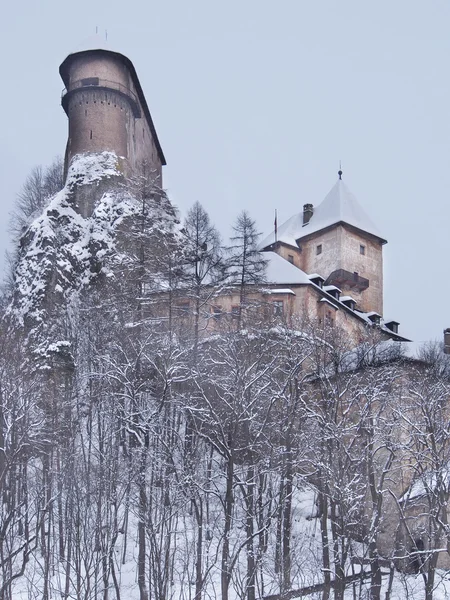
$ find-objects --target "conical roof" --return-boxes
[259,179,386,249]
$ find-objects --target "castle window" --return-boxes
[81,77,99,87]
[90,130,93,139]
[177,301,190,315]
[273,301,283,317]
[288,254,294,264]
[316,244,322,255]
[360,244,365,255]
[85,109,87,116]
[231,305,240,319]
[212,306,223,320]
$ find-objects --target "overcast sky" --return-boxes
[1,0,449,349]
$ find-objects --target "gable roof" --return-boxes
[259,179,386,250]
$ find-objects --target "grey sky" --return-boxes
[1,0,449,348]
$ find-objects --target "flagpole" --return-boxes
[274,209,278,244]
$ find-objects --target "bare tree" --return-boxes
[9,157,64,240]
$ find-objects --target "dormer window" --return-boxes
[308,273,325,288]
[367,312,381,326]
[316,244,322,255]
[340,296,356,311]
[323,285,341,301]
[385,320,399,334]
[288,254,294,264]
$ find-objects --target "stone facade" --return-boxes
[173,282,392,347]
[294,224,383,314]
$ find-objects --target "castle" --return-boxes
[59,38,407,343]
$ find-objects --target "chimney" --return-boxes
[303,203,314,225]
[444,329,450,355]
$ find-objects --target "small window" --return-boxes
[360,245,365,255]
[212,306,223,320]
[231,305,240,319]
[316,244,322,255]
[273,301,283,317]
[81,77,99,87]
[90,130,93,139]
[177,302,190,315]
[287,254,294,264]
[325,312,334,327]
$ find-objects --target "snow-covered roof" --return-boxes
[323,284,342,293]
[269,288,295,295]
[264,252,312,285]
[340,295,355,303]
[319,298,338,308]
[308,273,324,281]
[383,318,400,325]
[259,179,386,249]
[400,470,450,503]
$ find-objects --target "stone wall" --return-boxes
[295,225,383,315]
[63,52,163,189]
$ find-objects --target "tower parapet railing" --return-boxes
[61,78,141,117]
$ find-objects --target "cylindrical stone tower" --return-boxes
[59,39,166,183]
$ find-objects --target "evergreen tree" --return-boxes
[227,210,267,327]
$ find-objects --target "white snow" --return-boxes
[268,288,295,295]
[263,251,312,285]
[8,151,179,331]
[323,284,342,293]
[319,297,338,308]
[259,179,386,249]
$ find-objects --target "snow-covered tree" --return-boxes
[227,211,267,328]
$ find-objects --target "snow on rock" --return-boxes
[65,151,121,188]
[7,151,179,336]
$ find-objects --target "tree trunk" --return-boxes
[221,448,234,600]
[318,487,331,600]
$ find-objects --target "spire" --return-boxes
[338,161,343,180]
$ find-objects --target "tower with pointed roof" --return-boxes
[59,36,165,198]
[259,174,386,316]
